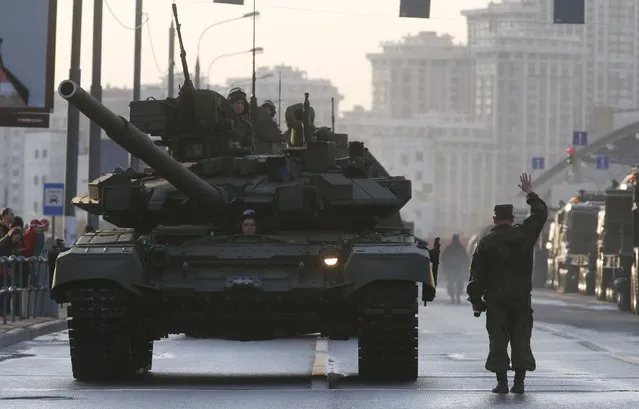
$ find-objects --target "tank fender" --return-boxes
[341,245,435,297]
[51,246,144,298]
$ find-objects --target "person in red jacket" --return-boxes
[21,219,43,258]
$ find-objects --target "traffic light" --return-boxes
[399,0,431,18]
[566,146,575,164]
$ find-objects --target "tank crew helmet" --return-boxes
[240,209,257,235]
[227,87,249,115]
[261,100,276,117]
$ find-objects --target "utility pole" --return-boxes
[64,0,82,246]
[88,0,103,231]
[277,70,281,127]
[130,0,143,171]
[249,0,257,123]
[168,21,175,98]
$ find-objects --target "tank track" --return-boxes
[66,285,153,381]
[357,282,418,382]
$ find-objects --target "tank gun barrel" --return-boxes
[58,80,225,210]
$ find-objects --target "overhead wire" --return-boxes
[103,0,149,29]
[103,0,168,75]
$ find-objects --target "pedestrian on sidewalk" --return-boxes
[467,173,548,394]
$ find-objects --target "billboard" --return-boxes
[0,0,57,128]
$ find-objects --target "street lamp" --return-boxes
[194,11,260,88]
[228,73,273,87]
[206,47,264,89]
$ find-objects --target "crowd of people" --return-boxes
[0,207,51,258]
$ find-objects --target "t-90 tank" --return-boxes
[49,3,435,385]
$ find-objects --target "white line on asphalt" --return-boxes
[310,337,329,390]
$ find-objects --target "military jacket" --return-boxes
[467,192,548,303]
[230,117,255,149]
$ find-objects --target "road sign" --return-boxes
[532,157,545,170]
[43,183,64,216]
[596,156,609,170]
[573,131,588,146]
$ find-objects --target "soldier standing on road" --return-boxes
[467,173,548,394]
[227,87,254,149]
[441,234,470,304]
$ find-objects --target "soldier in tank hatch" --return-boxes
[467,173,548,394]
[239,209,257,235]
[227,87,254,149]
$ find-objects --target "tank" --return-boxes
[49,4,434,384]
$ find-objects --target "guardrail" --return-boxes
[0,255,53,324]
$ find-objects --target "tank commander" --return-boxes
[240,209,257,235]
[227,87,255,149]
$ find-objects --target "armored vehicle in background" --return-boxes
[545,191,602,294]
[630,172,639,314]
[597,176,635,311]
[49,4,434,384]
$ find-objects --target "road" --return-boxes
[0,289,638,408]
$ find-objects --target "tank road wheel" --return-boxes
[357,282,418,382]
[67,286,152,381]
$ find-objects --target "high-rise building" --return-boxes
[462,0,587,198]
[339,107,495,236]
[462,0,639,200]
[366,31,474,118]
[220,65,343,127]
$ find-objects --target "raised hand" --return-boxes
[518,173,533,194]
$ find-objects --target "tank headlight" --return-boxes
[546,242,552,250]
[323,257,338,267]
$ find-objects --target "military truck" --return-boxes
[596,176,635,311]
[630,173,639,314]
[545,191,603,294]
[49,4,435,383]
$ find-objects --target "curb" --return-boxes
[0,318,69,350]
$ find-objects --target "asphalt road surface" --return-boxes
[1,288,638,409]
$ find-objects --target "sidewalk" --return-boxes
[0,305,68,349]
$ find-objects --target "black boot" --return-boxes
[510,370,525,393]
[492,372,508,394]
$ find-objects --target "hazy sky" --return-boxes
[53,0,490,110]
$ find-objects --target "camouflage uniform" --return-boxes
[230,117,255,148]
[467,192,548,393]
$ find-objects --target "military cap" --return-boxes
[493,204,514,221]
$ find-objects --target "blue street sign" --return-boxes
[43,183,65,216]
[532,157,545,170]
[596,156,609,170]
[573,131,588,146]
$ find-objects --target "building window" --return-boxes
[34,149,39,159]
[12,169,19,177]
[401,154,409,166]
[42,175,47,184]
[42,149,48,159]
[416,151,424,162]
[11,197,18,204]
[34,175,39,185]
[33,201,39,213]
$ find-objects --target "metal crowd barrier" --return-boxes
[0,255,52,324]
